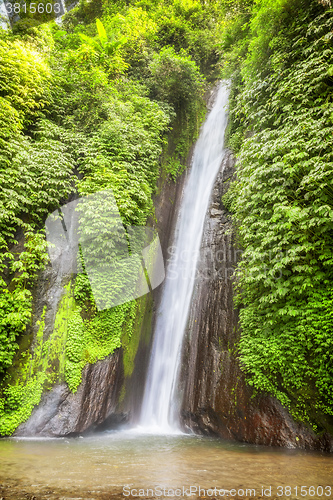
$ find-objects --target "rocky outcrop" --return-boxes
[14,153,189,437]
[179,150,333,452]
[119,166,189,424]
[15,350,124,436]
[14,91,333,448]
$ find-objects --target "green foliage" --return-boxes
[150,0,223,74]
[224,1,333,428]
[149,46,204,112]
[0,231,50,374]
[0,376,46,435]
[62,0,104,29]
[74,85,170,224]
[242,0,290,79]
[0,128,74,245]
[165,157,186,181]
[71,18,128,76]
[0,0,226,434]
[0,119,74,373]
[105,6,157,73]
[65,302,137,392]
[217,1,252,78]
[0,29,74,375]
[65,268,138,392]
[0,288,32,373]
[74,271,95,307]
[0,97,22,139]
[0,288,76,435]
[96,18,127,56]
[0,37,50,126]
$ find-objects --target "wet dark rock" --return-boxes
[119,163,189,424]
[16,350,124,436]
[15,153,189,437]
[13,95,333,449]
[179,150,333,453]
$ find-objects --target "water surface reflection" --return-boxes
[0,432,332,499]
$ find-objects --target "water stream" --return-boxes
[1,84,332,498]
[140,82,230,431]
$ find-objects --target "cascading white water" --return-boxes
[139,82,230,432]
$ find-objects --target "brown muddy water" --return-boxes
[0,431,332,500]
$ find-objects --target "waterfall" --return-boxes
[139,82,230,432]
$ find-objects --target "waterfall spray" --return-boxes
[139,82,230,432]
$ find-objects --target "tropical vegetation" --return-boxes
[0,0,223,434]
[0,0,332,436]
[222,0,333,431]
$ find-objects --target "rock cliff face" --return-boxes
[179,151,333,452]
[118,168,189,424]
[15,164,188,437]
[16,351,124,436]
[14,96,333,449]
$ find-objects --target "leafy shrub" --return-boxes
[225,1,333,428]
[0,38,50,126]
[64,301,137,392]
[149,46,205,113]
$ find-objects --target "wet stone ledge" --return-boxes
[179,150,333,453]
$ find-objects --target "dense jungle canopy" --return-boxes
[0,0,332,436]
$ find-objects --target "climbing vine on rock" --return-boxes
[223,0,333,430]
[0,0,221,434]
